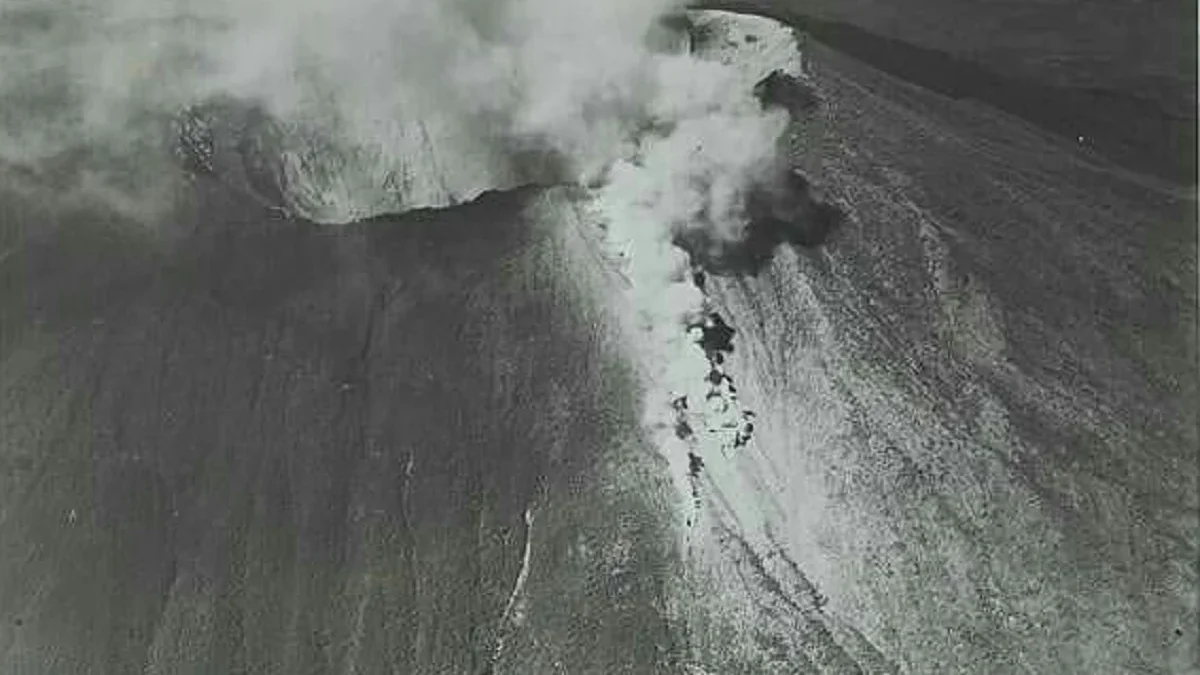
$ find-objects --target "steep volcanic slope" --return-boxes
[775,0,1196,114]
[662,29,1197,674]
[700,0,1196,186]
[0,181,705,673]
[0,7,1195,675]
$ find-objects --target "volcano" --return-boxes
[0,6,1194,675]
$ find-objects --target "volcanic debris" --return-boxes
[174,105,216,176]
[675,301,758,474]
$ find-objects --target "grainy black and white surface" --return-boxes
[0,3,1195,674]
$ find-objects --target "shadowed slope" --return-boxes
[0,182,687,674]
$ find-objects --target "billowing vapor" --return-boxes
[0,0,791,231]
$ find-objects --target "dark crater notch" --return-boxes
[754,69,822,116]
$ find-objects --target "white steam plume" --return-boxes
[0,0,790,229]
[2,0,799,505]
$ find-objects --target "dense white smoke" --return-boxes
[1,0,800,515]
[0,0,789,230]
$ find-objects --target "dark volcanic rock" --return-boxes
[754,69,822,115]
